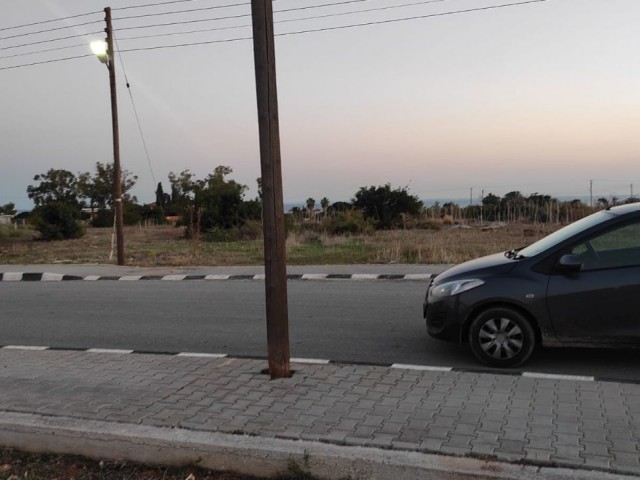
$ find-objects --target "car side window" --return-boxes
[570,218,640,271]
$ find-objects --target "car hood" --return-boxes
[433,252,518,284]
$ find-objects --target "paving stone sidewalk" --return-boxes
[0,349,639,477]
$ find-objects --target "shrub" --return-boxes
[202,220,263,242]
[321,210,373,235]
[33,202,85,241]
[90,209,112,228]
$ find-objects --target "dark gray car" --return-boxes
[424,203,640,367]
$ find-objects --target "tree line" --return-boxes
[428,191,638,225]
[18,164,638,241]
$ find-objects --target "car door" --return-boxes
[546,216,640,344]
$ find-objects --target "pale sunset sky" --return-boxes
[1,0,639,210]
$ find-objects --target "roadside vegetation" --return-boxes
[2,164,638,266]
[2,221,555,266]
[0,448,318,480]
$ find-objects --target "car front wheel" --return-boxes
[468,307,535,367]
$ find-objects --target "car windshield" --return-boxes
[517,209,617,258]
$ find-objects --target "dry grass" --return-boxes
[0,222,558,266]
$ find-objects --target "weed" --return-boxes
[0,223,558,266]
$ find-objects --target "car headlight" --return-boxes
[429,279,484,299]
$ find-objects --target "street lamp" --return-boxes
[90,40,108,64]
[90,7,125,266]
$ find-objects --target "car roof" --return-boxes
[607,203,640,215]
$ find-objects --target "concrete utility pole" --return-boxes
[105,7,125,266]
[250,0,291,379]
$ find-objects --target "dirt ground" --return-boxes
[0,448,315,480]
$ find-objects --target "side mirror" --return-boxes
[558,254,582,272]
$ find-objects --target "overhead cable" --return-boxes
[118,0,549,51]
[0,20,103,42]
[119,35,251,52]
[1,0,549,71]
[115,0,214,11]
[0,11,102,33]
[0,42,87,61]
[113,0,370,32]
[277,0,549,37]
[114,2,250,21]
[116,0,457,42]
[0,53,92,71]
[114,34,158,186]
[0,31,104,52]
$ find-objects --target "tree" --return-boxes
[305,197,316,217]
[167,169,196,215]
[481,193,501,221]
[320,197,329,214]
[27,169,85,240]
[77,162,138,227]
[196,166,248,230]
[169,167,262,237]
[27,169,82,209]
[328,201,352,215]
[79,162,138,211]
[352,184,423,229]
[501,191,525,222]
[0,203,16,215]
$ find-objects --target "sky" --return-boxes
[1,0,639,211]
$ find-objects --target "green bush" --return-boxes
[33,202,85,241]
[202,220,263,242]
[90,209,112,228]
[89,203,143,228]
[321,211,373,235]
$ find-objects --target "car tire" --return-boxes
[468,307,535,368]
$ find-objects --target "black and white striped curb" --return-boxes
[2,344,635,385]
[0,272,433,282]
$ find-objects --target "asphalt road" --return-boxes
[1,280,639,381]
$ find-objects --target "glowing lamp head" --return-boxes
[90,40,109,63]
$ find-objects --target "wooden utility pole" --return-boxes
[251,0,291,379]
[104,7,125,266]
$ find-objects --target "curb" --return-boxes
[1,411,636,480]
[7,345,639,385]
[0,272,433,282]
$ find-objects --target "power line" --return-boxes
[118,0,548,51]
[119,35,251,52]
[115,0,220,11]
[116,0,455,42]
[0,42,87,61]
[114,2,250,21]
[277,0,549,38]
[114,34,158,186]
[0,53,92,71]
[0,31,103,52]
[117,23,250,42]
[0,11,101,33]
[1,0,549,70]
[113,0,370,32]
[0,0,451,50]
[0,19,103,42]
